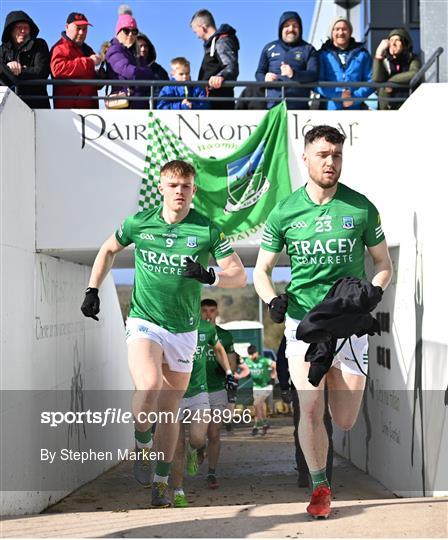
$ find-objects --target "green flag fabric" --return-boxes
[139,103,291,239]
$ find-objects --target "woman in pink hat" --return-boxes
[105,4,153,108]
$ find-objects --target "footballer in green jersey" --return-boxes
[81,160,246,508]
[254,126,392,518]
[245,355,273,389]
[116,207,233,334]
[199,298,249,489]
[245,345,277,436]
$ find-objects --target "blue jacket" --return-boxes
[255,11,318,110]
[317,38,373,110]
[156,80,209,110]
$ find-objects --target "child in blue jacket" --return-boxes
[157,57,209,109]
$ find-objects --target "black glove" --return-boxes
[225,373,238,392]
[81,287,100,321]
[281,388,292,404]
[268,294,288,323]
[184,257,216,285]
[369,285,384,311]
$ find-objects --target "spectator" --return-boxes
[255,11,318,110]
[50,12,101,109]
[105,5,154,109]
[317,16,373,110]
[373,28,421,110]
[190,9,239,110]
[136,33,169,96]
[157,57,209,110]
[0,10,50,108]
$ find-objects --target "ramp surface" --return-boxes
[1,418,447,538]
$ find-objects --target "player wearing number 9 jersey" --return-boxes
[80,160,246,508]
[254,125,392,519]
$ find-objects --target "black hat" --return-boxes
[66,12,92,26]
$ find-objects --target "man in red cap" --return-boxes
[50,12,102,108]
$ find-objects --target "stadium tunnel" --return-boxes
[1,83,447,519]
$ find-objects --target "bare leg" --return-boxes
[153,364,190,463]
[189,412,209,449]
[288,355,327,471]
[128,339,164,433]
[326,366,366,431]
[207,418,221,470]
[171,423,186,490]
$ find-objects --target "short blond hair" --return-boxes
[160,160,196,179]
[171,56,190,69]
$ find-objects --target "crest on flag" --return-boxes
[224,141,270,214]
[139,104,291,236]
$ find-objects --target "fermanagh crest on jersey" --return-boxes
[342,216,355,229]
[187,236,198,248]
[224,141,270,214]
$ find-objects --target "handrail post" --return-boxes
[149,84,154,110]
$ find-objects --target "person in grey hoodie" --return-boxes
[190,9,239,109]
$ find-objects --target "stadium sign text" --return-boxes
[77,113,147,149]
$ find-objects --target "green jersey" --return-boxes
[261,183,385,319]
[206,326,235,393]
[245,356,273,388]
[184,319,218,398]
[115,208,233,333]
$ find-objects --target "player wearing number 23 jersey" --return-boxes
[261,182,385,319]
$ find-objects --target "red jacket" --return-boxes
[50,32,98,109]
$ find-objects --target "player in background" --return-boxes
[244,344,277,435]
[171,317,232,507]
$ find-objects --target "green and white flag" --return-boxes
[139,103,291,239]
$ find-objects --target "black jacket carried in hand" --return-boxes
[296,277,383,387]
[0,11,50,108]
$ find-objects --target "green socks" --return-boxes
[154,460,171,483]
[134,427,152,448]
[310,467,330,489]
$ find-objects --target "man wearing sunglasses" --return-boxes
[105,5,154,109]
[50,12,101,109]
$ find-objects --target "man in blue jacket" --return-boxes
[317,17,373,110]
[255,11,318,110]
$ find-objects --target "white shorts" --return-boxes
[284,316,368,377]
[208,389,228,411]
[125,317,197,373]
[180,392,210,413]
[253,386,273,404]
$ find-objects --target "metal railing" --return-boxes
[0,47,443,109]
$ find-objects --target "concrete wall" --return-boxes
[0,90,132,515]
[332,85,448,497]
[420,0,447,82]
